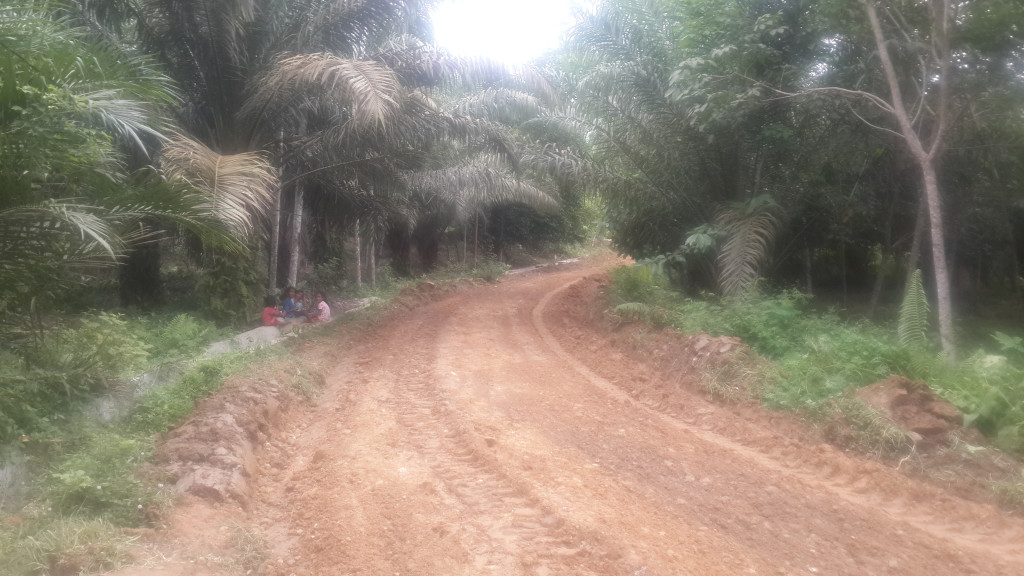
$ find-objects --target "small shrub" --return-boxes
[43,431,154,524]
[610,265,667,303]
[310,256,347,293]
[197,254,263,327]
[819,398,914,458]
[613,302,669,326]
[129,358,234,433]
[992,474,1024,512]
[30,313,150,383]
[230,523,269,574]
[0,313,150,442]
[473,260,510,283]
[150,314,219,360]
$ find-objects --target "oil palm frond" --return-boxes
[407,156,557,211]
[243,53,405,131]
[716,195,781,297]
[161,136,276,238]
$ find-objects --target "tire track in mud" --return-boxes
[385,302,643,576]
[533,277,1024,567]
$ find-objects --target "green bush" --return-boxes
[197,254,263,327]
[1,313,150,442]
[43,431,154,524]
[29,313,150,382]
[129,358,234,433]
[473,259,510,283]
[149,314,219,361]
[610,265,667,303]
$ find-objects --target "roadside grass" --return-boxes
[608,265,1024,458]
[0,350,250,576]
[0,517,136,576]
[0,267,484,575]
[0,318,357,575]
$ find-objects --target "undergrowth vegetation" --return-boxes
[609,265,1024,456]
[1,313,228,443]
[0,266,480,575]
[0,350,245,576]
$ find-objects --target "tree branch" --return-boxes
[861,0,927,158]
[736,73,895,115]
[845,102,904,139]
[927,0,952,159]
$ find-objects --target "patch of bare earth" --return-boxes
[121,262,1024,575]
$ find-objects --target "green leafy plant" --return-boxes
[44,431,154,523]
[899,269,931,347]
[610,265,667,303]
[151,314,219,360]
[473,259,510,283]
[197,254,263,327]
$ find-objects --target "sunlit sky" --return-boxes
[431,0,580,64]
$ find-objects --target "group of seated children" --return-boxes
[262,287,331,327]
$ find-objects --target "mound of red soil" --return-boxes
[855,375,967,445]
[157,376,296,509]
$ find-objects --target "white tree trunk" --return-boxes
[921,163,955,358]
[863,0,955,360]
[288,186,303,287]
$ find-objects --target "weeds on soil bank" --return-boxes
[608,265,1024,458]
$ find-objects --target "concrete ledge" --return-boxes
[205,326,282,358]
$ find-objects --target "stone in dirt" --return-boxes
[855,376,965,444]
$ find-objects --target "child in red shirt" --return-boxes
[262,296,284,326]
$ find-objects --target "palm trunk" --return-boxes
[369,235,377,288]
[803,247,813,295]
[268,130,283,295]
[355,218,362,289]
[473,210,479,267]
[268,186,281,294]
[288,186,303,287]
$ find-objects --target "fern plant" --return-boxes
[898,269,930,347]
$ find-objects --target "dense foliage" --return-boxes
[2,1,1024,569]
[556,0,1024,358]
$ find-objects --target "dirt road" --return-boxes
[212,262,1024,575]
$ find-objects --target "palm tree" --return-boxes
[0,2,239,314]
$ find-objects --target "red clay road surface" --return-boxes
[148,260,1024,575]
